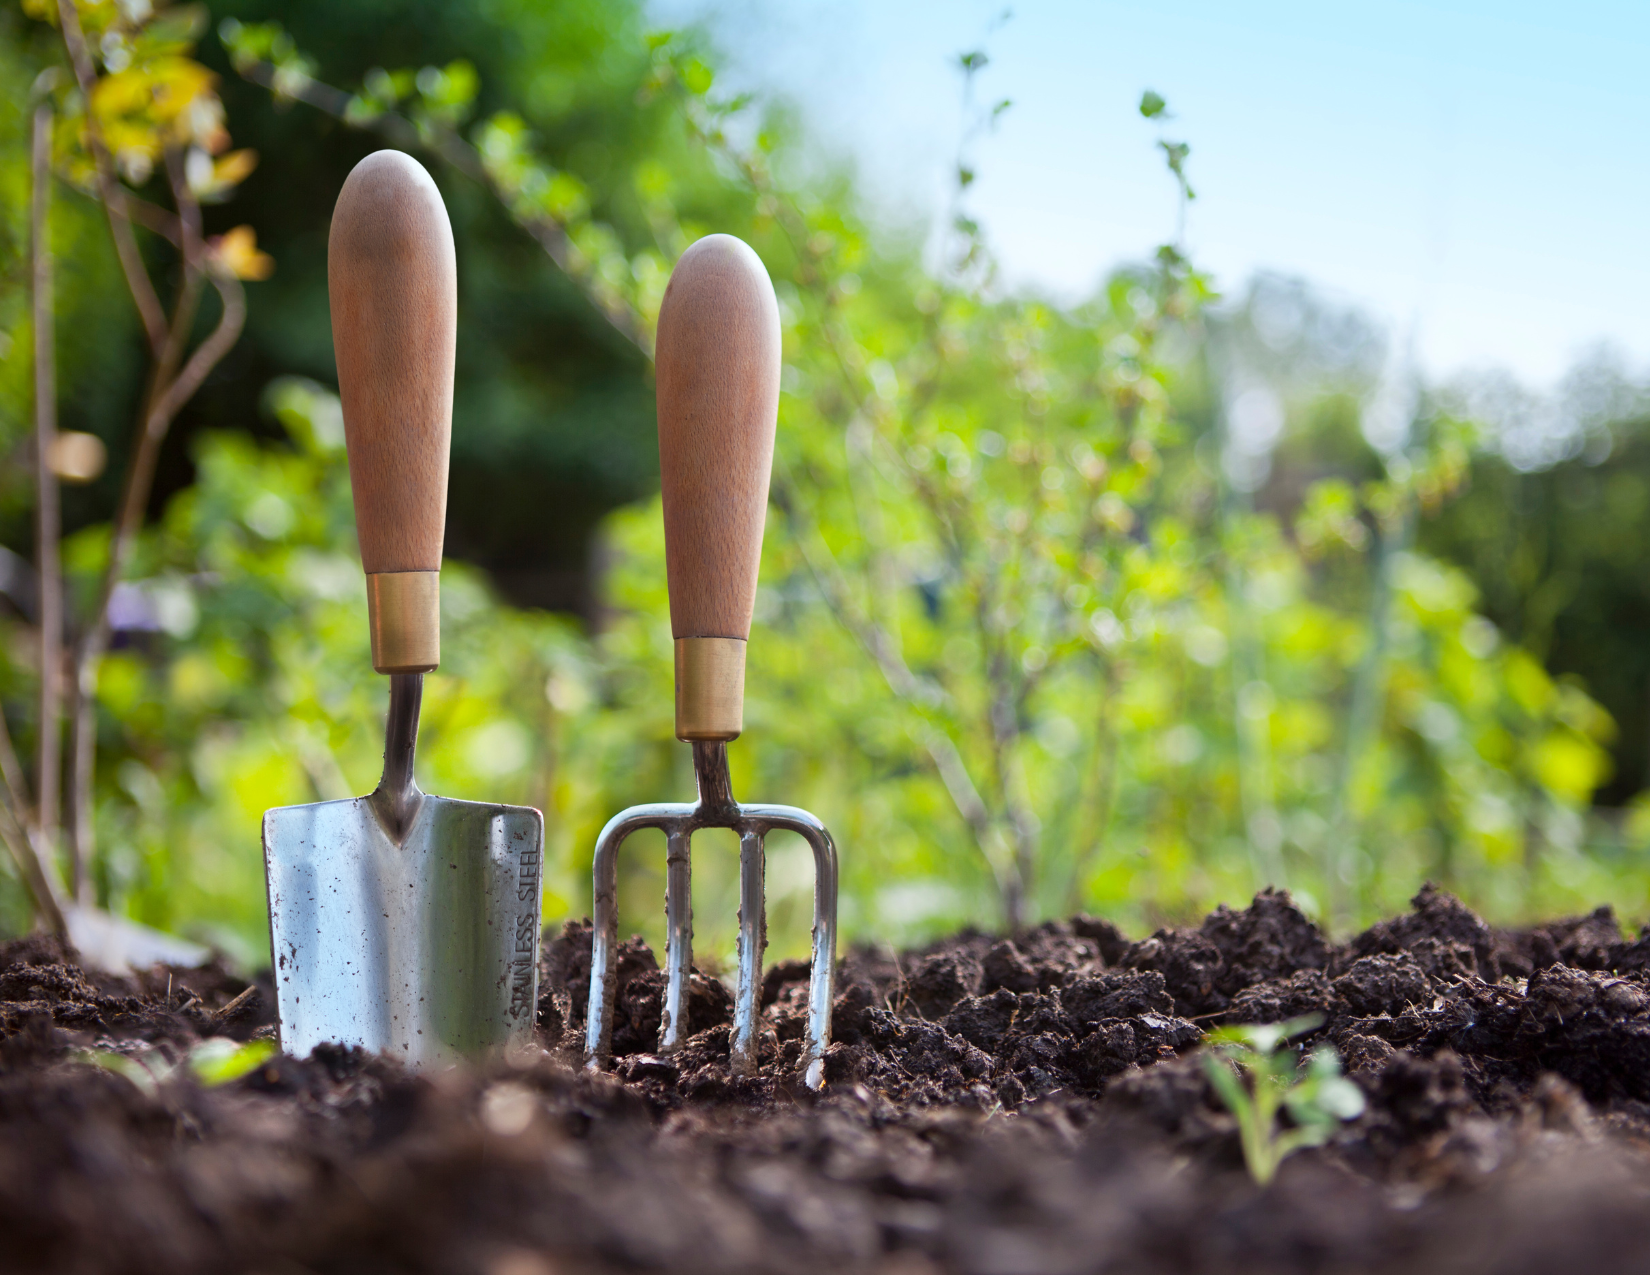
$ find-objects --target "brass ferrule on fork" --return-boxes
[674,637,746,741]
[583,741,839,1087]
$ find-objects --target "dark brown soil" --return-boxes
[6,884,1650,1274]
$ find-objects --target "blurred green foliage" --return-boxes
[1421,394,1650,809]
[0,0,1645,967]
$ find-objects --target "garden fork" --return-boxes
[583,235,839,1088]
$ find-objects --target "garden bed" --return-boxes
[5,885,1650,1274]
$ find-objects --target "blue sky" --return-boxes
[649,0,1650,385]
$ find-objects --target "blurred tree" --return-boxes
[1421,411,1650,808]
[0,3,1637,961]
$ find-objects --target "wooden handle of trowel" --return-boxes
[656,234,782,741]
[329,149,457,674]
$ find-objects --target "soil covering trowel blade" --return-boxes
[262,151,543,1067]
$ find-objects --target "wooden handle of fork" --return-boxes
[655,234,782,740]
[329,150,456,673]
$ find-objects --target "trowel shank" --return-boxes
[371,672,425,841]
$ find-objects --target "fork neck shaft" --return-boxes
[691,740,737,814]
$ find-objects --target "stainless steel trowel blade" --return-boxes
[263,793,543,1067]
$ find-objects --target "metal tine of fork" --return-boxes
[586,803,692,1069]
[659,826,693,1053]
[730,828,767,1075]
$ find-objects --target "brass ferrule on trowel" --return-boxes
[367,571,440,674]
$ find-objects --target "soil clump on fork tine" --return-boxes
[6,885,1650,1273]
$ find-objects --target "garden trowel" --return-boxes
[262,151,543,1068]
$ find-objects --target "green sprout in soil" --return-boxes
[1203,1014,1366,1184]
[79,1037,276,1095]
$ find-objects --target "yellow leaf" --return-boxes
[91,70,157,120]
[210,225,273,281]
[213,148,258,187]
[90,58,220,155]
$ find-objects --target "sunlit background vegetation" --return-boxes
[1,0,1647,970]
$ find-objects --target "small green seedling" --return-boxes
[79,1037,276,1095]
[1203,1014,1365,1185]
[188,1037,277,1086]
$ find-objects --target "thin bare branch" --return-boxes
[150,149,207,389]
[0,700,31,830]
[232,58,360,128]
[0,788,67,938]
[165,147,202,254]
[56,0,167,354]
[119,194,183,245]
[33,103,63,880]
[145,270,246,427]
[923,729,1009,884]
[0,698,66,937]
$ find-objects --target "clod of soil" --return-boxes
[6,884,1650,1273]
